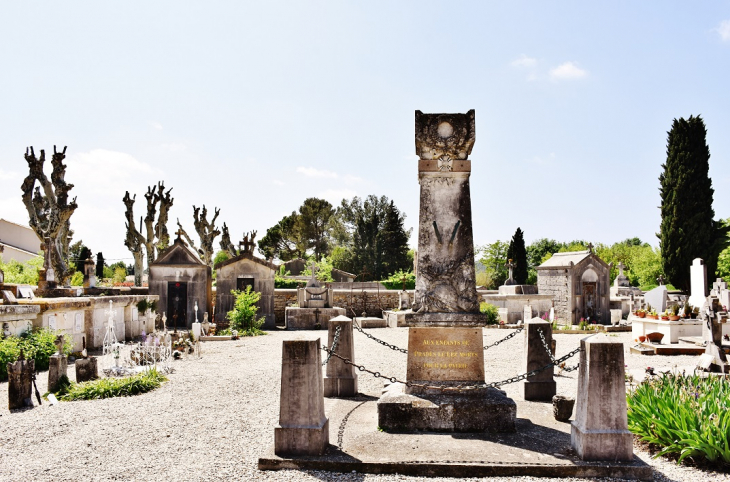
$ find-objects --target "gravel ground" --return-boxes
[1,327,727,482]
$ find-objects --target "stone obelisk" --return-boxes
[377,110,516,433]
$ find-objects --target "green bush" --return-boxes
[381,270,415,290]
[0,328,72,381]
[70,271,84,286]
[56,369,167,401]
[226,286,266,336]
[627,373,730,467]
[480,302,500,325]
[0,254,43,285]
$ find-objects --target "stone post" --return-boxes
[688,258,708,310]
[7,356,35,409]
[275,339,329,456]
[523,318,556,401]
[324,315,358,397]
[48,354,68,392]
[83,258,96,288]
[75,357,99,382]
[571,334,633,461]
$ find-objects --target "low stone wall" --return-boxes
[16,295,158,351]
[274,289,410,323]
[481,294,553,324]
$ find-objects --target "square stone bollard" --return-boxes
[275,339,329,456]
[571,334,633,461]
[324,315,358,397]
[8,357,35,410]
[523,318,556,401]
[48,354,68,393]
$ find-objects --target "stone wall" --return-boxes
[537,269,570,322]
[274,289,409,323]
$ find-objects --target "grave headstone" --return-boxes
[688,258,708,309]
[48,334,68,392]
[523,305,533,323]
[711,278,729,311]
[644,285,667,313]
[75,357,98,382]
[7,351,35,410]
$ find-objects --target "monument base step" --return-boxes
[376,383,516,433]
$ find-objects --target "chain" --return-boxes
[337,399,367,450]
[537,328,580,373]
[352,319,408,354]
[483,326,524,350]
[322,325,342,366]
[321,344,580,392]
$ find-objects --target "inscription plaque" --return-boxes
[406,327,485,382]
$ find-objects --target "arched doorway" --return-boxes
[581,269,599,321]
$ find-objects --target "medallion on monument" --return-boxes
[415,110,475,161]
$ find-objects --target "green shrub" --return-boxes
[627,373,730,467]
[480,302,500,325]
[70,271,84,286]
[0,254,43,285]
[57,369,166,401]
[381,270,415,290]
[0,328,72,381]
[227,286,266,336]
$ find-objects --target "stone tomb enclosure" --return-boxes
[215,252,276,329]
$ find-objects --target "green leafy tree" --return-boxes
[506,227,528,284]
[298,197,335,259]
[226,286,266,336]
[659,115,730,292]
[0,255,43,285]
[333,195,411,281]
[112,266,127,284]
[477,241,509,289]
[258,212,305,261]
[302,256,335,282]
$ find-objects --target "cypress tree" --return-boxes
[96,252,104,279]
[509,227,528,284]
[378,200,411,278]
[659,115,728,292]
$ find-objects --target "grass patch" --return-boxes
[53,369,167,401]
[627,372,730,468]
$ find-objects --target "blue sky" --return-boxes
[1,2,729,263]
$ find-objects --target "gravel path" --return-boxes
[1,328,726,482]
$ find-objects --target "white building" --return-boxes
[0,218,41,263]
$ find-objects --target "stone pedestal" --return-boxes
[324,316,358,397]
[48,354,68,393]
[571,334,633,461]
[75,357,98,382]
[7,357,35,409]
[378,325,516,432]
[285,307,346,330]
[523,319,556,401]
[275,339,329,456]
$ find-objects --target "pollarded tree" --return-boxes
[21,146,77,285]
[659,115,729,292]
[507,227,528,284]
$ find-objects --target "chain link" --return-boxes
[337,399,367,450]
[352,319,408,354]
[483,326,524,350]
[322,325,342,366]
[321,343,581,392]
[537,327,580,373]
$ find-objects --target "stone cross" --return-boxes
[712,278,727,293]
[401,273,408,291]
[309,261,319,281]
[617,262,626,277]
[174,228,184,240]
[656,275,665,286]
[505,259,516,284]
[586,242,594,253]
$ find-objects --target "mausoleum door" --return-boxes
[167,281,188,329]
[582,282,597,321]
[237,277,255,292]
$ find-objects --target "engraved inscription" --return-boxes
[406,327,485,382]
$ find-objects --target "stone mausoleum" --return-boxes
[148,235,212,330]
[536,249,611,325]
[215,252,276,329]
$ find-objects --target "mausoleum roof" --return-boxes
[152,238,206,266]
[215,251,277,271]
[537,250,591,268]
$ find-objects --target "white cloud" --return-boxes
[717,20,730,41]
[343,174,363,185]
[160,143,187,152]
[549,62,588,80]
[318,189,357,204]
[0,169,19,181]
[66,149,164,199]
[296,166,338,178]
[149,121,163,130]
[272,179,285,186]
[511,54,537,68]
